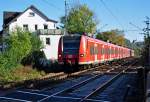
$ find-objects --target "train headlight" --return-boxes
[80,54,84,57]
[58,54,61,57]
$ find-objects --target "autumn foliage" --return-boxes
[96,29,125,46]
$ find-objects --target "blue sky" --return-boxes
[0,0,149,42]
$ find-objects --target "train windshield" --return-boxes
[63,35,81,55]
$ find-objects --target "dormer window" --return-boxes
[29,12,35,17]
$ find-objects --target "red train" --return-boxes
[58,34,134,71]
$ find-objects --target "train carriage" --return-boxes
[58,34,133,71]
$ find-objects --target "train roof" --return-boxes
[62,34,131,50]
[83,35,131,50]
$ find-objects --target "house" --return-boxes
[1,5,63,60]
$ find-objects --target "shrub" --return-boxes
[21,32,45,67]
[0,28,32,72]
[0,27,43,81]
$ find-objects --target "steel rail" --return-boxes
[38,61,134,102]
[38,73,104,102]
[79,60,137,102]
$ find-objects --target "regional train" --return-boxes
[58,34,134,71]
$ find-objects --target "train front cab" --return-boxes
[58,35,81,66]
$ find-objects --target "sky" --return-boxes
[0,0,150,42]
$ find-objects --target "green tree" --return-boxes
[96,29,125,46]
[141,35,150,65]
[30,34,43,51]
[0,28,43,76]
[21,32,45,66]
[0,28,32,76]
[61,5,97,34]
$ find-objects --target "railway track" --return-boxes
[37,60,137,102]
[26,58,134,89]
[0,58,138,102]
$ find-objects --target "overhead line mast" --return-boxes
[64,0,70,35]
[65,0,67,35]
[143,16,150,37]
[143,16,150,66]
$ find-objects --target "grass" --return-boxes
[0,65,46,84]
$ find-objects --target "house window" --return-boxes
[44,25,48,29]
[29,12,35,17]
[23,24,28,30]
[54,24,56,28]
[35,25,38,30]
[46,38,50,45]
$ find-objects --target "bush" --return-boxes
[21,50,46,67]
[141,36,150,65]
[21,32,45,68]
[0,28,32,73]
[0,27,43,81]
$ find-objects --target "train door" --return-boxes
[107,46,109,61]
[109,46,111,61]
[89,41,94,64]
[104,44,107,61]
[102,44,105,62]
[98,44,102,63]
[94,43,98,63]
[112,46,114,60]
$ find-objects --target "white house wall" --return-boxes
[40,35,62,60]
[9,9,56,31]
[7,8,63,60]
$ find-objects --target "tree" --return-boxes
[0,27,43,73]
[61,5,97,34]
[0,28,32,74]
[96,29,125,46]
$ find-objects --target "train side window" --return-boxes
[108,48,109,54]
[116,49,118,54]
[107,48,109,54]
[95,47,98,54]
[103,48,105,54]
[102,48,104,54]
[108,48,110,54]
[90,46,92,55]
[110,49,112,54]
[99,47,102,54]
[90,46,94,55]
[112,49,114,54]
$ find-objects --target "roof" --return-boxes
[3,5,58,27]
[28,5,58,23]
[0,30,3,35]
[3,11,22,28]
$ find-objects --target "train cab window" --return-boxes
[63,35,81,54]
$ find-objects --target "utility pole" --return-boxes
[144,16,150,37]
[143,16,150,66]
[64,0,69,35]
